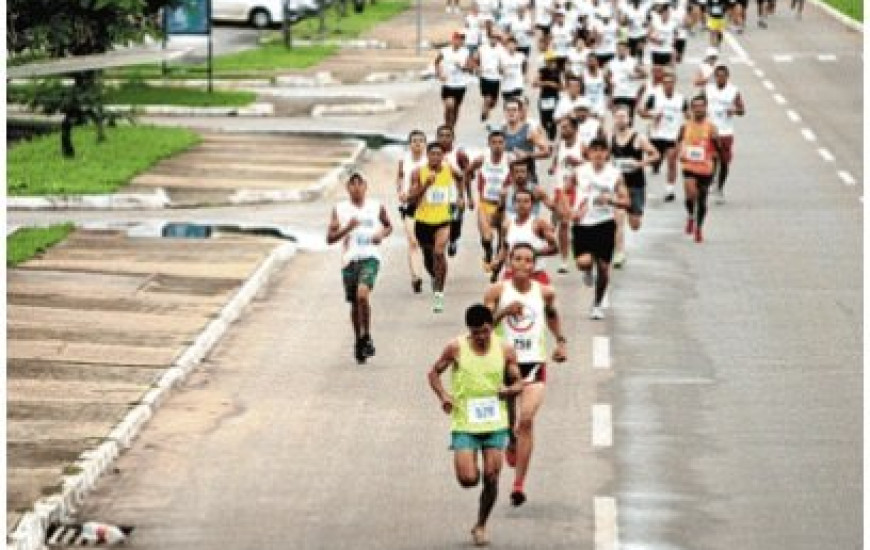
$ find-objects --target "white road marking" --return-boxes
[801,128,817,142]
[592,336,611,369]
[838,171,856,186]
[818,148,835,162]
[594,496,619,550]
[754,68,765,78]
[763,80,775,90]
[592,403,613,447]
[787,109,802,122]
[745,58,756,67]
[773,93,787,105]
[818,54,838,62]
[773,54,794,62]
[723,31,750,61]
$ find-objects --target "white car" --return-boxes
[211,0,287,28]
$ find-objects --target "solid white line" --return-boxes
[594,496,619,550]
[592,336,611,369]
[818,148,835,162]
[787,109,801,122]
[762,80,775,90]
[838,170,856,186]
[801,128,817,142]
[592,403,613,447]
[818,54,838,62]
[773,54,794,62]
[773,93,787,104]
[754,68,765,78]
[723,31,750,62]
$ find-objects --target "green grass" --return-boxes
[211,43,338,71]
[822,0,863,20]
[8,82,257,107]
[7,224,74,267]
[7,124,201,196]
[288,0,411,40]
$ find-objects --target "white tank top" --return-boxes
[583,69,607,115]
[705,82,739,136]
[400,151,426,196]
[577,117,602,147]
[555,137,584,189]
[441,46,470,88]
[505,216,547,271]
[479,151,512,202]
[498,280,548,363]
[336,199,382,266]
[574,163,620,225]
[609,56,641,99]
[648,90,685,141]
[649,16,678,54]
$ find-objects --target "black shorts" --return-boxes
[502,88,523,101]
[398,203,417,219]
[504,362,547,384]
[535,23,551,35]
[674,39,686,57]
[479,77,501,99]
[651,138,676,158]
[595,53,615,67]
[518,46,532,60]
[627,185,646,215]
[571,219,617,263]
[651,51,673,66]
[682,170,714,188]
[414,221,450,248]
[627,36,645,57]
[441,86,467,104]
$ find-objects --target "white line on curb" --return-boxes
[787,109,801,123]
[594,496,619,550]
[808,0,863,31]
[723,31,750,61]
[592,336,611,369]
[818,148,836,162]
[801,128,817,142]
[773,93,787,105]
[773,54,794,62]
[818,54,838,62]
[762,80,775,90]
[838,171,856,186]
[592,404,613,447]
[754,68,765,78]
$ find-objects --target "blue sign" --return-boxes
[165,0,211,35]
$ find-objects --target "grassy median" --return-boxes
[8,81,257,107]
[822,0,863,20]
[7,224,74,267]
[7,125,200,196]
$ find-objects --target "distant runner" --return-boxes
[395,129,428,293]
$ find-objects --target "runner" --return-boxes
[692,46,719,92]
[581,53,609,118]
[549,116,587,274]
[566,35,592,78]
[620,0,651,61]
[707,0,727,46]
[435,31,472,129]
[678,95,722,243]
[610,105,661,267]
[608,39,647,122]
[591,3,619,68]
[790,0,803,18]
[501,161,553,221]
[673,0,690,62]
[574,97,606,147]
[490,188,559,281]
[534,0,555,38]
[427,304,524,547]
[484,242,568,506]
[436,125,472,257]
[475,29,505,122]
[560,138,630,319]
[409,142,466,312]
[499,37,528,101]
[534,50,563,140]
[503,4,535,69]
[464,4,486,56]
[326,172,393,363]
[704,64,744,202]
[503,97,551,186]
[638,71,687,202]
[730,0,748,33]
[395,129,428,293]
[466,130,515,274]
[758,0,774,25]
[648,1,678,68]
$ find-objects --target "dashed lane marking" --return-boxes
[594,496,619,550]
[801,128,817,142]
[773,93,787,105]
[787,110,802,123]
[838,171,856,186]
[818,54,838,62]
[754,68,765,78]
[773,54,794,62]
[763,80,775,90]
[592,336,611,369]
[592,403,613,447]
[818,148,836,162]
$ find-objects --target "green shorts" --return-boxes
[450,429,511,451]
[342,258,380,302]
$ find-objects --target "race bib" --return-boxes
[468,396,500,424]
[685,146,705,162]
[513,337,533,351]
[426,187,449,205]
[354,233,373,247]
[483,183,502,202]
[540,97,557,110]
[613,158,638,173]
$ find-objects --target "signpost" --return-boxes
[164,0,213,92]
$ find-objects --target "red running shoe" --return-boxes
[685,218,695,235]
[694,227,703,243]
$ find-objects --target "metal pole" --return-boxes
[415,0,422,55]
[207,30,213,92]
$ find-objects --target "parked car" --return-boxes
[212,0,287,28]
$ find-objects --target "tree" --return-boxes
[7,0,177,157]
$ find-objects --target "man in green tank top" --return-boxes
[427,304,523,547]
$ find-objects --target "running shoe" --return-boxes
[589,306,606,320]
[510,489,527,507]
[448,241,458,257]
[354,339,367,364]
[613,251,626,269]
[685,218,695,235]
[412,278,423,294]
[362,335,376,357]
[433,292,445,313]
[694,227,704,243]
[582,269,594,287]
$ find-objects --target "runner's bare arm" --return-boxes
[396,160,405,197]
[611,178,631,210]
[529,125,552,159]
[326,207,358,245]
[542,285,568,362]
[373,205,393,244]
[453,166,468,210]
[535,219,559,257]
[499,345,524,397]
[483,282,502,316]
[428,340,460,413]
[638,134,661,168]
[548,138,561,175]
[491,218,511,269]
[733,92,746,116]
[407,167,432,204]
[434,52,446,81]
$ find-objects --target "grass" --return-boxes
[8,82,257,107]
[210,43,338,72]
[821,0,863,20]
[7,224,74,267]
[7,124,201,196]
[288,0,411,40]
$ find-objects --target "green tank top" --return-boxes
[450,335,509,433]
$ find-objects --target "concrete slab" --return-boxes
[132,174,317,191]
[7,468,65,512]
[6,293,218,317]
[146,164,331,178]
[19,257,262,279]
[7,440,97,470]
[8,421,119,442]
[7,339,181,367]
[7,379,147,404]
[7,360,165,385]
[177,150,353,162]
[7,400,133,424]
[8,305,212,333]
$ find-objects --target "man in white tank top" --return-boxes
[327,172,393,364]
[704,65,745,202]
[484,242,568,507]
[395,129,428,294]
[638,71,687,201]
[548,116,586,274]
[491,187,558,281]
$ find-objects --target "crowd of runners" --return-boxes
[327,0,757,543]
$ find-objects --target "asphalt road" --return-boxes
[17,5,863,549]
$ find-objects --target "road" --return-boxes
[15,5,862,549]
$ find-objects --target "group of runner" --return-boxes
[328,0,750,543]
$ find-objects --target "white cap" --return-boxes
[705,46,719,58]
[573,96,592,110]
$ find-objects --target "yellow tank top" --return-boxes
[414,163,455,225]
[450,335,509,433]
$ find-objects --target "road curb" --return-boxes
[808,0,863,32]
[311,99,397,117]
[6,189,170,211]
[8,103,275,118]
[7,240,297,550]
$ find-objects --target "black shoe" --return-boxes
[362,334,376,357]
[510,490,527,507]
[412,278,423,294]
[354,340,367,364]
[447,241,458,257]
